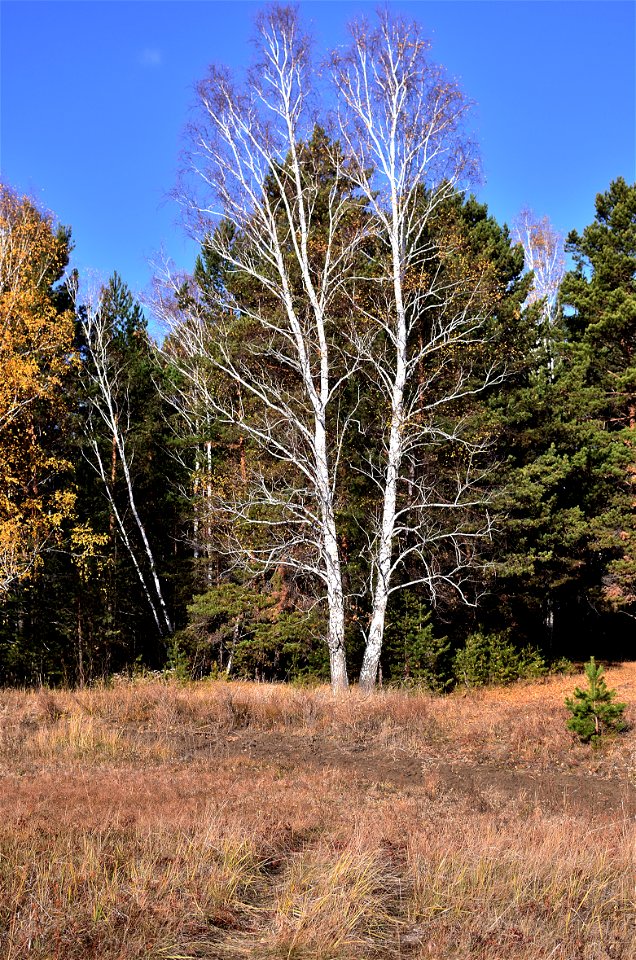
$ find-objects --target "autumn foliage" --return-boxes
[0,184,76,591]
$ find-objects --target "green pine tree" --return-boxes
[483,179,636,658]
[565,657,627,744]
[560,178,636,612]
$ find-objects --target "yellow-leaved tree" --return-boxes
[0,183,76,593]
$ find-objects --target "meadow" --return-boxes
[1,666,635,959]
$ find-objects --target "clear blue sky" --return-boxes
[2,1,635,303]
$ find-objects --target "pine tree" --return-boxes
[565,657,627,744]
[560,178,636,612]
[485,179,636,658]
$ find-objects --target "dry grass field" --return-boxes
[1,665,635,959]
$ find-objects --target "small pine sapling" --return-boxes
[565,658,627,744]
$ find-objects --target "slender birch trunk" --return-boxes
[321,472,348,689]
[115,429,173,635]
[89,431,167,636]
[360,234,408,688]
[70,276,173,640]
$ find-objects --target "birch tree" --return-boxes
[160,6,524,689]
[157,8,362,690]
[331,14,508,688]
[70,275,173,639]
[513,208,564,326]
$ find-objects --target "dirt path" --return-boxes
[3,727,632,827]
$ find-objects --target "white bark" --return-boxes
[332,13,499,689]
[158,8,509,691]
[69,277,173,639]
[513,209,565,378]
[156,8,359,690]
[513,209,565,327]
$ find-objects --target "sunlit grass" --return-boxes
[0,666,635,958]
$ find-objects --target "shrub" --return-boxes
[565,657,627,744]
[382,593,452,692]
[453,631,547,688]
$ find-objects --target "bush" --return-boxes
[453,631,547,688]
[382,594,452,692]
[565,657,627,745]
[175,581,330,682]
[164,637,192,683]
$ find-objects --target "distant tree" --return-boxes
[513,208,565,328]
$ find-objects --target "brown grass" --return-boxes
[1,665,635,958]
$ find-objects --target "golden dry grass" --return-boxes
[1,665,635,958]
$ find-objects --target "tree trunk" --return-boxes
[360,233,407,691]
[117,437,173,636]
[325,526,348,692]
[329,643,348,692]
[326,576,348,692]
[226,616,241,677]
[359,597,387,691]
[109,423,117,539]
[77,596,85,687]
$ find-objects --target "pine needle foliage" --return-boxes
[565,657,627,744]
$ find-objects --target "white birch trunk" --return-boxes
[157,8,353,690]
[359,229,408,688]
[88,433,166,637]
[70,276,173,640]
[322,472,348,689]
[116,432,173,635]
[333,12,485,689]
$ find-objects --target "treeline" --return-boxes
[1,8,635,689]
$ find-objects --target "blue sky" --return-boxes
[1,1,635,303]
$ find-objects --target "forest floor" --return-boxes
[1,665,635,959]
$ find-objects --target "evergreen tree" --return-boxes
[561,178,636,612]
[565,657,627,744]
[482,180,636,659]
